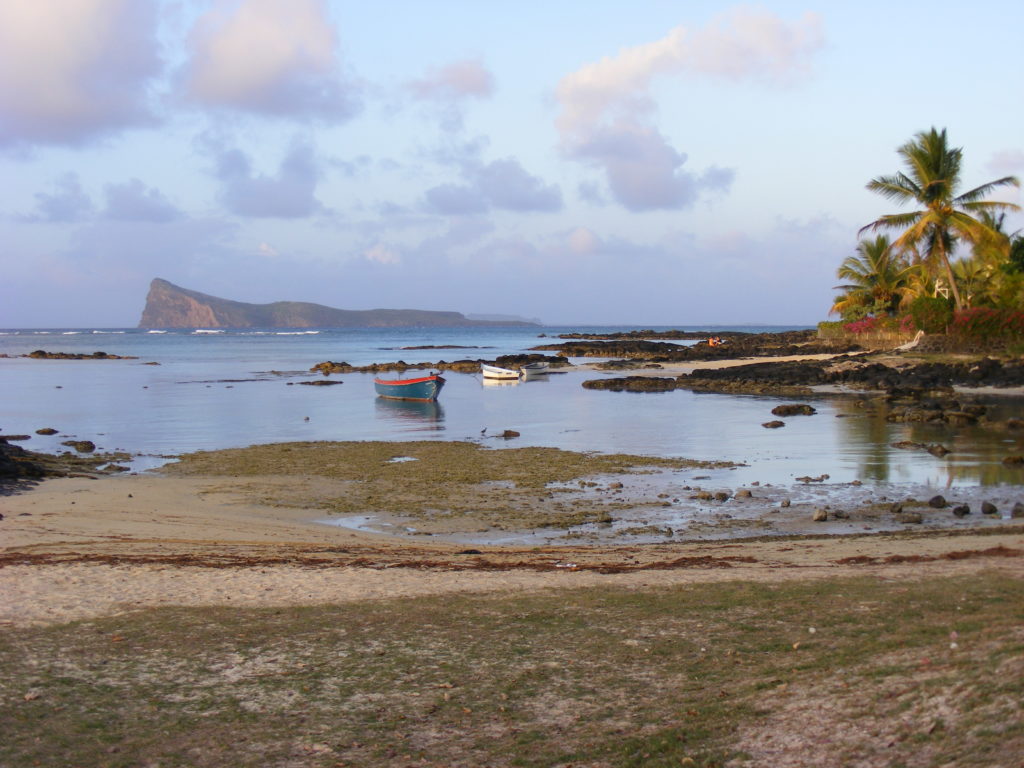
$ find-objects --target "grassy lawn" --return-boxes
[2,573,1022,767]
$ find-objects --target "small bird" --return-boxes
[480,427,487,435]
[304,416,310,421]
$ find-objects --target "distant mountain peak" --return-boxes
[139,279,537,329]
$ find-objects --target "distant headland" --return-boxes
[139,278,538,329]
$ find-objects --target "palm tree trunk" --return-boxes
[937,239,964,311]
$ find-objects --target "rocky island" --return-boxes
[139,278,538,329]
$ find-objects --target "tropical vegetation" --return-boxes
[829,128,1022,339]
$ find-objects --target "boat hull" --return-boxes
[481,364,519,380]
[373,374,446,401]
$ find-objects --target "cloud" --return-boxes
[988,150,1024,174]
[556,7,821,211]
[27,174,94,222]
[477,159,563,212]
[567,226,602,255]
[363,243,400,265]
[0,0,161,147]
[424,183,488,216]
[424,158,563,215]
[181,0,358,121]
[408,58,494,132]
[410,59,494,102]
[102,179,181,222]
[216,141,325,218]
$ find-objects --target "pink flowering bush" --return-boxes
[951,308,1024,340]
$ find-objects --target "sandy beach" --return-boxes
[3,470,1023,627]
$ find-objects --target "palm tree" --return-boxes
[831,234,920,319]
[861,127,1020,310]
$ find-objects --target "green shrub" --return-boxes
[909,296,953,333]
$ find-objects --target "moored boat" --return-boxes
[373,373,445,401]
[520,361,549,376]
[481,363,519,380]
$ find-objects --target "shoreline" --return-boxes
[4,342,1024,630]
[3,462,1023,627]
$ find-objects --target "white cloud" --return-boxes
[182,0,358,120]
[410,59,494,102]
[0,0,161,147]
[567,227,601,255]
[364,244,401,265]
[556,7,821,211]
[988,150,1024,174]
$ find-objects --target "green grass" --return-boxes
[2,574,1022,767]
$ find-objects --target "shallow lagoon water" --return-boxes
[2,326,1023,491]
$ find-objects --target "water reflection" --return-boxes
[482,378,520,387]
[835,397,1024,486]
[374,397,445,432]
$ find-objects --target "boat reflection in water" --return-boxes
[482,377,520,387]
[374,397,445,431]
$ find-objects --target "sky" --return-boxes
[1,0,1022,328]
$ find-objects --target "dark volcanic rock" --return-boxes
[582,377,678,392]
[26,350,137,360]
[61,440,96,453]
[771,404,816,417]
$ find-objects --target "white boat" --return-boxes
[519,362,549,377]
[481,363,520,380]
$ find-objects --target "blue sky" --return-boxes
[1,0,1022,327]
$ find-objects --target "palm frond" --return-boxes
[955,176,1020,205]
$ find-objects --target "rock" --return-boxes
[608,482,623,490]
[1012,502,1024,519]
[713,492,730,502]
[2,435,31,441]
[981,501,998,516]
[944,411,978,427]
[694,491,713,501]
[896,512,924,524]
[1007,418,1024,430]
[927,444,951,457]
[735,489,753,498]
[61,440,96,453]
[581,376,678,392]
[780,499,791,508]
[812,508,828,522]
[771,404,817,417]
[889,502,904,514]
[952,504,971,517]
[297,379,343,386]
[762,420,785,429]
[928,495,947,509]
[500,430,520,439]
[35,428,58,435]
[1002,456,1024,467]
[832,510,849,519]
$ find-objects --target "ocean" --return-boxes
[2,325,1022,490]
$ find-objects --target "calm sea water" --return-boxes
[2,325,1023,490]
